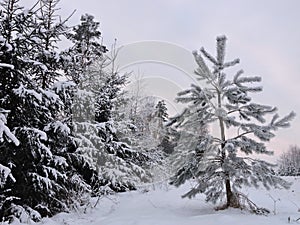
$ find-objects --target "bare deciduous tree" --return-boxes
[278,145,300,176]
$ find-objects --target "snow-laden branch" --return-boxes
[0,63,14,69]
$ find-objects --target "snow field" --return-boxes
[37,177,300,225]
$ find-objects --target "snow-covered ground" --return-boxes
[38,177,300,225]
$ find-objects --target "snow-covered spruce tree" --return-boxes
[169,36,295,211]
[73,54,149,193]
[28,0,70,88]
[157,127,180,155]
[0,109,20,213]
[64,16,148,193]
[32,1,100,199]
[0,2,53,220]
[152,100,168,140]
[154,100,168,122]
[0,1,96,221]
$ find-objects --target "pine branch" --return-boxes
[223,58,240,68]
[216,35,227,65]
[200,47,218,66]
[271,111,296,129]
[232,131,253,140]
[193,50,211,76]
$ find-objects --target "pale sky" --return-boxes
[21,0,300,160]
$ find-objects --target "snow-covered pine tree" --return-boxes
[169,36,295,211]
[63,13,107,84]
[0,1,96,221]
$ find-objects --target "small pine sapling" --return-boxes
[169,36,295,213]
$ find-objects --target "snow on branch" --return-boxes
[0,164,16,186]
[0,111,20,146]
[216,35,227,65]
[223,58,240,68]
[271,111,296,129]
[200,47,218,66]
[192,50,211,78]
[0,63,14,69]
[13,84,42,102]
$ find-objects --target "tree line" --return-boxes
[0,0,173,222]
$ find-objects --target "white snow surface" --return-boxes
[19,177,300,224]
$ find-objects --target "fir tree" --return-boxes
[152,100,168,139]
[154,100,168,123]
[63,13,107,84]
[157,127,180,155]
[65,17,148,193]
[0,109,20,212]
[0,1,96,221]
[28,0,70,88]
[169,36,295,212]
[72,52,148,193]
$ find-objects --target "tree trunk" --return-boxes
[225,176,233,207]
[216,77,234,208]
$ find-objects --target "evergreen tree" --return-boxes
[63,13,107,84]
[72,53,148,193]
[0,109,20,212]
[0,1,96,221]
[65,16,148,193]
[152,100,168,139]
[154,100,168,123]
[157,127,180,155]
[169,36,294,212]
[29,0,69,88]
